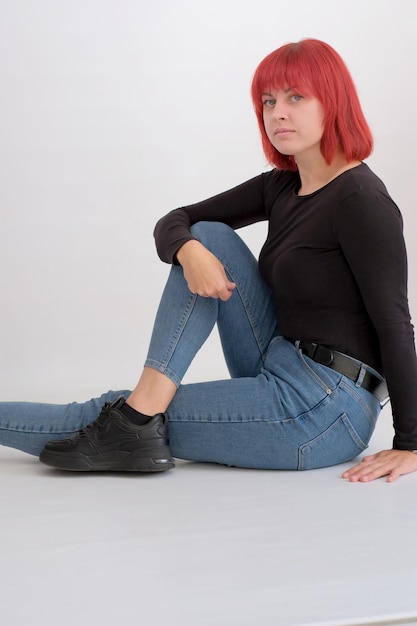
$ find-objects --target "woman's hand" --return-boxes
[342,449,417,483]
[176,240,236,301]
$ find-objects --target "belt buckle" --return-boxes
[312,343,334,367]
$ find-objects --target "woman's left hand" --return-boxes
[342,449,417,483]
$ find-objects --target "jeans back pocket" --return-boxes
[298,413,368,470]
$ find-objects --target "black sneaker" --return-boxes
[39,397,175,472]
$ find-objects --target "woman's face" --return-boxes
[262,88,325,162]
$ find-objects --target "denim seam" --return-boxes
[222,262,270,364]
[0,424,80,435]
[296,349,378,425]
[339,378,379,424]
[296,349,339,394]
[279,390,336,424]
[298,412,368,470]
[340,413,368,450]
[146,292,198,386]
[143,359,182,388]
[166,414,278,424]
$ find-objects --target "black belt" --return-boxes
[294,340,388,403]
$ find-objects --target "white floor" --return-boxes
[1,405,417,626]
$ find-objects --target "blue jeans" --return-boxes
[0,222,383,470]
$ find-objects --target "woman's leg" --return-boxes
[0,390,130,456]
[1,222,276,461]
[124,221,278,415]
[143,221,279,383]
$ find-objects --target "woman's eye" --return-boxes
[262,99,276,107]
[290,94,303,102]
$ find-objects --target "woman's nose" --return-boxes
[272,102,287,120]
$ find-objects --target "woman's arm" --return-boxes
[337,186,417,480]
[153,170,290,263]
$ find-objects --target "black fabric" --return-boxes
[153,163,417,449]
[119,400,152,425]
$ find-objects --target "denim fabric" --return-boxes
[0,391,130,457]
[0,222,382,469]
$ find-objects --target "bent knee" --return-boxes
[190,221,237,248]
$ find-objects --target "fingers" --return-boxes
[179,242,237,301]
[341,454,372,480]
[198,282,236,300]
[190,276,236,301]
[386,470,401,483]
[342,449,417,483]
[342,454,389,482]
[216,282,236,301]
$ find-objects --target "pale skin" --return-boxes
[127,88,417,482]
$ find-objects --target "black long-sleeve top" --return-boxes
[154,163,417,450]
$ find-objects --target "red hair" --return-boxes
[251,39,373,170]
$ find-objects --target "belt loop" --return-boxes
[355,364,367,387]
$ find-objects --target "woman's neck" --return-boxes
[296,153,361,196]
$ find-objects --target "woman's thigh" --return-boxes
[167,338,381,470]
[191,222,279,378]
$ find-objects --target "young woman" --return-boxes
[2,39,417,482]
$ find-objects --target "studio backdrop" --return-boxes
[1,0,416,401]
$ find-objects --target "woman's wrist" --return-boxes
[176,239,203,266]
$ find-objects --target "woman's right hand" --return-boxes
[176,240,236,301]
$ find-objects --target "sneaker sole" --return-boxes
[39,448,175,472]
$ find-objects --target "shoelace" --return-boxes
[76,410,108,439]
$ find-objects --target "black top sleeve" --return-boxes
[335,189,417,449]
[153,174,271,263]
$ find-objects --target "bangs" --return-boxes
[251,43,316,108]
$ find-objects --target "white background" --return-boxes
[1,0,416,402]
[2,6,417,625]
